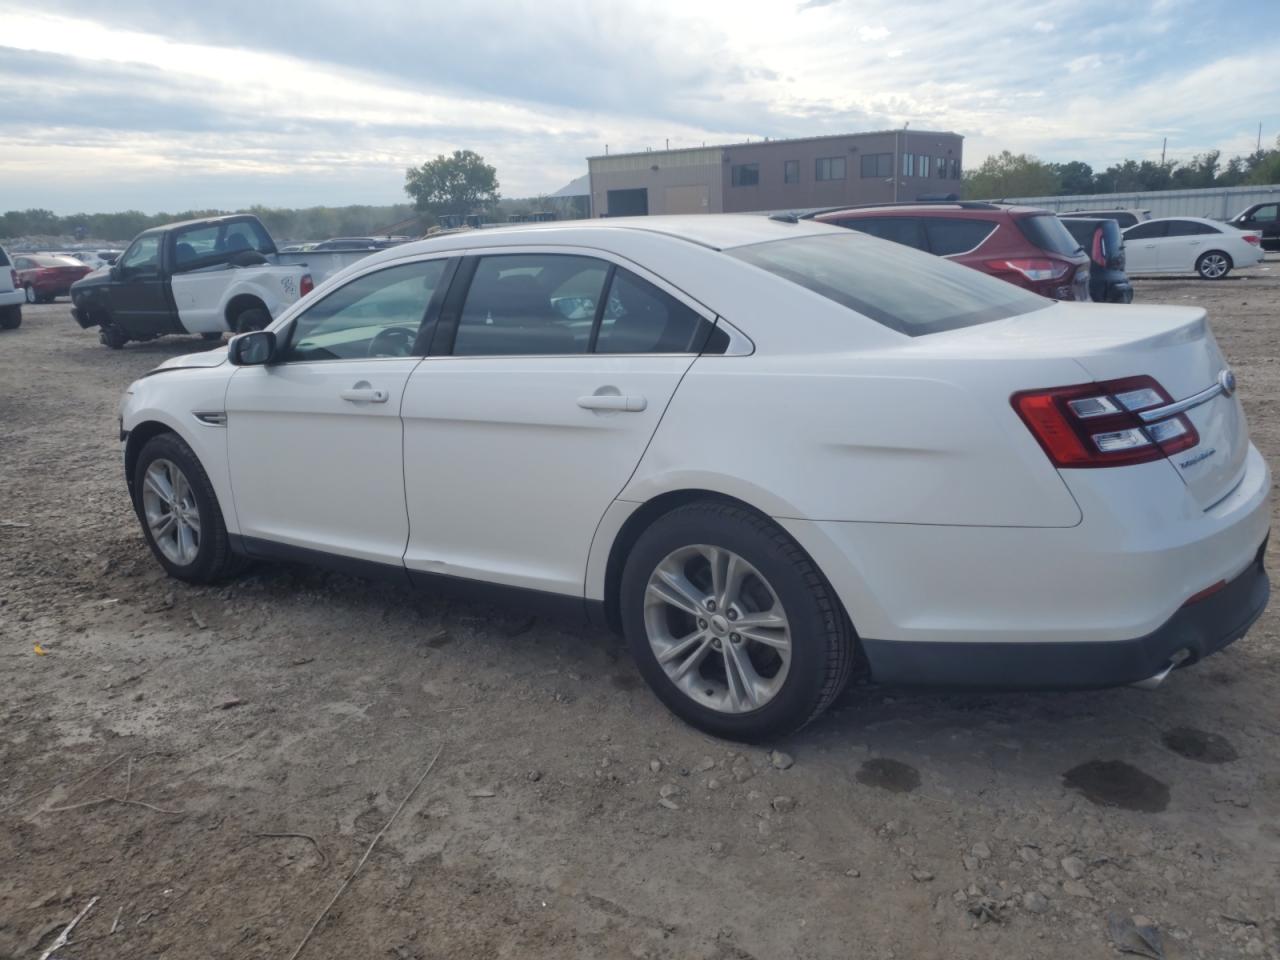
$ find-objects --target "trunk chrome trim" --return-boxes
[1137,378,1227,423]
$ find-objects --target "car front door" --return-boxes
[224,256,453,569]
[109,233,176,335]
[1121,220,1168,272]
[400,248,720,597]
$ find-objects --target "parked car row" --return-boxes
[0,243,24,329]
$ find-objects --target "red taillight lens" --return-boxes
[1011,376,1199,468]
[1243,234,1260,246]
[1090,229,1104,265]
[985,258,1068,282]
[299,273,314,297]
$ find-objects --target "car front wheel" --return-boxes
[1196,251,1232,280]
[621,500,855,741]
[133,433,243,583]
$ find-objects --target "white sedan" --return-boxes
[118,215,1270,740]
[1122,216,1265,279]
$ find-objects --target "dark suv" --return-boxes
[811,202,1091,301]
[1229,203,1279,249]
[1060,217,1133,303]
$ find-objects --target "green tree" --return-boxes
[1053,160,1096,196]
[404,150,500,218]
[962,151,1060,199]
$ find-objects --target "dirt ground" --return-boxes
[2,258,1280,960]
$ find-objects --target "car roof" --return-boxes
[813,202,1047,220]
[156,213,260,232]
[359,215,842,266]
[1128,216,1219,225]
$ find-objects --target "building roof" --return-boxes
[588,129,963,162]
[549,174,590,198]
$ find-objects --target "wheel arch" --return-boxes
[123,420,179,500]
[595,488,853,638]
[224,292,270,329]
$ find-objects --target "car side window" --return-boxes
[836,217,925,251]
[121,236,161,273]
[282,259,447,363]
[924,218,997,256]
[1165,220,1218,237]
[452,254,608,356]
[1252,205,1277,223]
[594,268,714,354]
[14,257,30,269]
[1124,221,1168,240]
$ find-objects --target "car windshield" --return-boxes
[1016,215,1083,257]
[729,233,1050,337]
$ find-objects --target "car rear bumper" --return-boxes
[860,536,1267,688]
[0,289,22,308]
[778,442,1270,689]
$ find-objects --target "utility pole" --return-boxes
[1258,123,1264,153]
[1160,137,1167,166]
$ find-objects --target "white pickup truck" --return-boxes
[69,214,379,349]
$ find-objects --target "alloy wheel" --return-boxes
[1200,254,1229,279]
[643,544,792,714]
[141,458,202,566]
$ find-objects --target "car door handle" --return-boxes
[340,386,388,403]
[577,393,647,412]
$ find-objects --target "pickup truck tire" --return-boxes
[233,307,271,334]
[0,306,20,329]
[100,323,129,350]
[133,433,245,584]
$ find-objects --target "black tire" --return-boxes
[132,432,245,583]
[620,500,854,742]
[201,331,223,341]
[233,306,271,333]
[1196,250,1232,280]
[0,305,20,330]
[99,323,128,349]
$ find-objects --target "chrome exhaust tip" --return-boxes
[1130,649,1191,690]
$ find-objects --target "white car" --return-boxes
[1122,216,1265,279]
[118,216,1271,740]
[0,243,22,329]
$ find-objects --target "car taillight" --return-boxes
[1243,234,1260,246]
[299,273,314,297]
[1011,375,1199,468]
[985,258,1068,282]
[1091,230,1104,265]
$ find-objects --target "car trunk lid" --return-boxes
[925,302,1247,509]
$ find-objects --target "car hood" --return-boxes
[147,345,229,374]
[71,266,112,291]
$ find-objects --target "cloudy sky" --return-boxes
[0,0,1275,214]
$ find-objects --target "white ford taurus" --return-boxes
[119,215,1270,740]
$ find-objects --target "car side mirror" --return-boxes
[228,330,277,366]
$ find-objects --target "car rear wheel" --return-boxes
[1196,251,1232,280]
[233,307,271,333]
[621,500,854,741]
[133,433,243,583]
[0,305,20,329]
[99,323,128,349]
[24,285,37,304]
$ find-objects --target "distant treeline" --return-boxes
[0,203,426,244]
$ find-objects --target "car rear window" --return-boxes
[1015,214,1082,257]
[0,247,9,267]
[729,233,1050,337]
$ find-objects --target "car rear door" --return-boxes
[1122,220,1168,272]
[224,256,452,567]
[399,247,718,597]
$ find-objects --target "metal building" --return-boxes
[1005,183,1280,220]
[587,130,965,218]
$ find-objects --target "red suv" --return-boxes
[811,202,1091,301]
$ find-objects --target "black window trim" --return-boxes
[273,253,460,365]
[424,245,740,359]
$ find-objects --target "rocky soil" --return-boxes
[2,261,1279,959]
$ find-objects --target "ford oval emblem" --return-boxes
[1218,369,1237,397]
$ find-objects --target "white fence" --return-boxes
[1004,184,1280,220]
